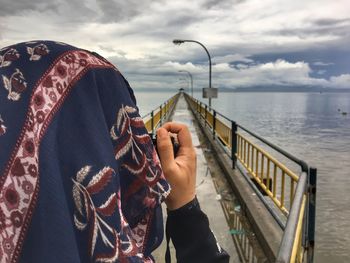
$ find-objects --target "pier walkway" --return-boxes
[146,92,317,263]
[153,94,240,262]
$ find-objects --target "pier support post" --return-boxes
[306,167,317,263]
[231,121,237,169]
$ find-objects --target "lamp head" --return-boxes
[173,39,184,45]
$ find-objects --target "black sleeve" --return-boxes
[166,197,230,263]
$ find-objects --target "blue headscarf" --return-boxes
[0,41,170,262]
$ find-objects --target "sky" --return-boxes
[0,0,349,91]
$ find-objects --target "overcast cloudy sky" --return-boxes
[0,0,349,91]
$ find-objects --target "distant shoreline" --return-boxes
[133,88,350,93]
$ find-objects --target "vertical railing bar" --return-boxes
[261,155,265,182]
[290,177,295,209]
[251,146,255,173]
[231,121,238,169]
[281,171,285,208]
[267,159,271,192]
[240,136,243,161]
[255,149,259,177]
[273,163,277,198]
[307,167,317,263]
[213,110,217,139]
[243,139,246,163]
[247,143,251,171]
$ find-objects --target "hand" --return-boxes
[156,122,197,210]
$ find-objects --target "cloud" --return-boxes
[0,0,349,90]
[0,0,95,22]
[211,59,327,88]
[110,54,339,90]
[95,0,162,23]
[329,74,350,89]
[313,61,334,66]
[202,0,246,9]
[0,0,58,16]
[212,54,253,64]
[313,18,350,27]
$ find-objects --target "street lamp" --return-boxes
[178,70,193,97]
[173,39,212,107]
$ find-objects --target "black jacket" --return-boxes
[165,197,230,263]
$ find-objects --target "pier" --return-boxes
[144,92,317,263]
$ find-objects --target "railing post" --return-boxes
[151,110,154,135]
[199,102,202,119]
[306,167,317,263]
[231,121,237,169]
[213,110,216,140]
[205,105,207,127]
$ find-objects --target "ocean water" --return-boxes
[134,90,350,263]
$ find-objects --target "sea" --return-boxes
[135,90,350,263]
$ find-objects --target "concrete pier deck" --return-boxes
[153,94,239,262]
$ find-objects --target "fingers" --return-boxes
[156,127,175,171]
[162,122,193,148]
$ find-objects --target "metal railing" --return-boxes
[142,93,180,133]
[184,93,317,263]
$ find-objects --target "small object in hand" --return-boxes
[150,133,180,157]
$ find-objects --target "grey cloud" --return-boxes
[98,45,127,56]
[273,24,350,38]
[0,0,97,24]
[313,61,334,66]
[202,0,245,9]
[313,18,350,27]
[0,0,59,16]
[166,14,202,28]
[96,0,163,23]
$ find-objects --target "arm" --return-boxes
[157,123,230,263]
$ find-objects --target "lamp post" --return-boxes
[173,39,212,107]
[178,70,193,97]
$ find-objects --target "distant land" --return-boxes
[134,86,350,93]
[222,86,350,93]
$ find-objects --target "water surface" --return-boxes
[135,90,350,263]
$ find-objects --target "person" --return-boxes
[0,41,229,263]
[156,123,230,263]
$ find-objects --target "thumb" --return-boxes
[156,128,175,171]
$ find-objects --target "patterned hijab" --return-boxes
[0,41,170,262]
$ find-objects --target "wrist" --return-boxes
[165,192,196,211]
[167,196,199,214]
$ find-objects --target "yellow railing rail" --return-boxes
[277,172,308,263]
[216,117,231,147]
[184,93,316,263]
[186,94,302,216]
[290,194,306,263]
[143,93,179,133]
[236,133,299,215]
